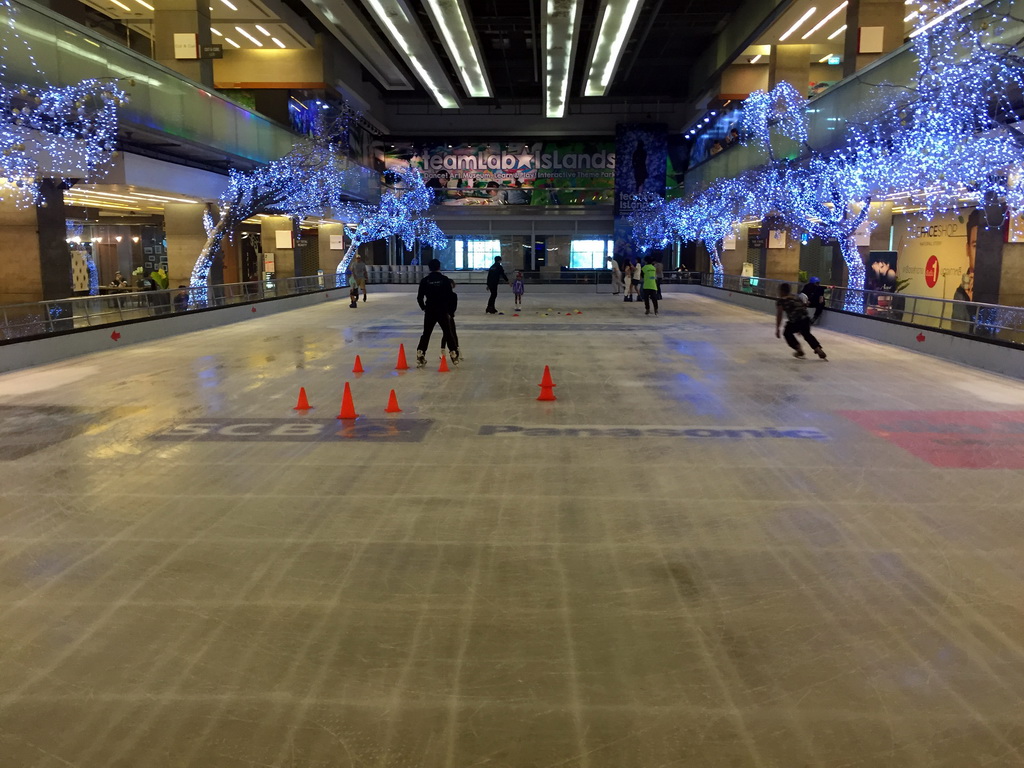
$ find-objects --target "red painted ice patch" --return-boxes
[110,331,121,341]
[916,333,926,342]
[251,306,257,313]
[839,410,1024,469]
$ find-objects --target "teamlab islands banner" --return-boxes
[376,141,616,206]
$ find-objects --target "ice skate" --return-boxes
[815,347,828,360]
[793,349,806,359]
[416,350,427,368]
[450,349,461,366]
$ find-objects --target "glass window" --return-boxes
[463,239,501,269]
[570,239,612,269]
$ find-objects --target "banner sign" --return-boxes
[377,141,616,206]
[614,124,668,263]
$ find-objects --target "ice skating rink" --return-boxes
[1,290,1023,767]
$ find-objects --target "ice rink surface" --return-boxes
[1,289,1023,767]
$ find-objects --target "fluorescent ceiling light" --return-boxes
[421,0,491,98]
[818,53,833,62]
[220,0,237,10]
[750,53,763,63]
[236,26,263,46]
[110,0,131,11]
[255,25,271,36]
[135,0,154,10]
[584,0,644,97]
[272,37,286,48]
[211,27,223,36]
[224,37,240,48]
[909,0,974,37]
[827,24,847,39]
[543,0,583,118]
[904,10,918,21]
[801,2,847,39]
[359,0,460,108]
[779,7,817,41]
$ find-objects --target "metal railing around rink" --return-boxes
[0,274,328,342]
[702,273,1024,346]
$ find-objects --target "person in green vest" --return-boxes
[641,256,659,316]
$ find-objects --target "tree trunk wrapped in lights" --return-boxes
[333,166,448,288]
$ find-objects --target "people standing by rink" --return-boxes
[641,256,660,316]
[607,257,623,295]
[623,261,635,302]
[775,283,827,360]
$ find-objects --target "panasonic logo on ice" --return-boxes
[478,425,828,439]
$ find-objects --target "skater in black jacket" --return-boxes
[416,259,461,366]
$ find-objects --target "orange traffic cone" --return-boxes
[537,365,557,401]
[395,343,409,370]
[384,389,402,413]
[438,354,450,372]
[294,387,312,411]
[337,382,359,419]
[353,355,364,373]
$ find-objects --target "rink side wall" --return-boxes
[1,284,1020,379]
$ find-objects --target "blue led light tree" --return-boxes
[189,120,367,296]
[630,0,1024,311]
[0,0,126,206]
[333,166,447,287]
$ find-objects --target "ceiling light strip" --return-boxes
[908,0,974,36]
[544,0,583,118]
[361,0,459,108]
[235,27,263,46]
[827,24,847,40]
[779,7,817,41]
[750,53,763,63]
[584,0,645,97]
[421,0,491,98]
[801,2,847,39]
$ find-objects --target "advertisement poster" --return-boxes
[614,124,667,263]
[892,212,969,302]
[891,208,1006,331]
[377,141,615,206]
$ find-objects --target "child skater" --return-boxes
[512,270,525,309]
[440,278,462,365]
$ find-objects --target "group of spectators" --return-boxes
[708,127,741,158]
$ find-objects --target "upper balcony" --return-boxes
[8,0,378,201]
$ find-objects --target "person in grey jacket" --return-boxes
[349,254,368,302]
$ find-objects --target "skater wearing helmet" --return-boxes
[801,275,826,325]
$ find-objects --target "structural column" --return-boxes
[153,0,214,86]
[317,222,347,280]
[768,44,811,92]
[260,216,297,280]
[843,0,906,78]
[0,181,69,305]
[165,203,217,287]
